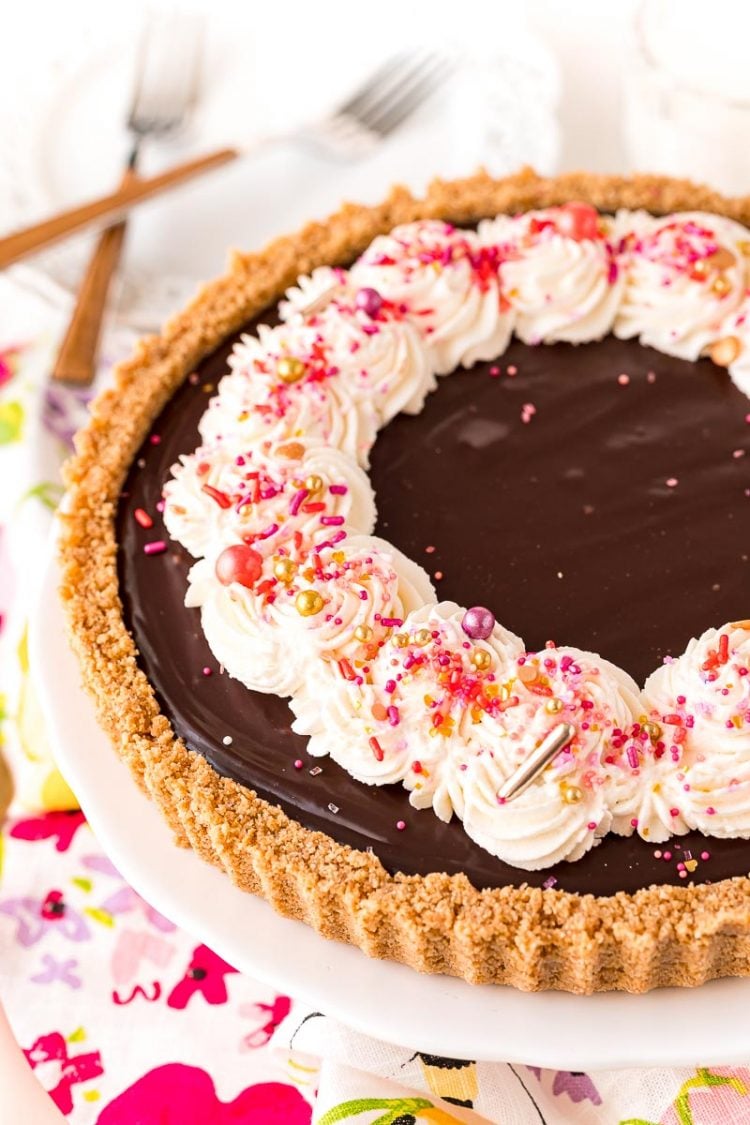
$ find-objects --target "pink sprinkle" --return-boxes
[380,617,404,628]
[617,373,630,386]
[134,507,153,529]
[701,851,710,861]
[666,477,678,488]
[543,876,558,890]
[425,545,436,554]
[507,365,518,376]
[385,680,396,694]
[143,540,167,556]
[706,806,717,815]
[202,667,212,677]
[294,759,304,770]
[627,746,640,769]
[434,570,444,581]
[630,817,638,828]
[679,870,687,879]
[329,484,348,495]
[290,488,309,516]
[521,402,536,424]
[745,413,750,424]
[149,433,161,445]
[320,515,345,526]
[156,499,166,513]
[587,821,597,831]
[647,371,656,383]
[387,705,400,726]
[669,807,680,817]
[396,820,406,831]
[663,851,672,861]
[653,850,663,859]
[257,523,279,540]
[733,449,746,459]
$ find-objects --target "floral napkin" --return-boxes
[2,273,750,1124]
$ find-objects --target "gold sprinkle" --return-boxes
[545,697,563,714]
[643,720,662,742]
[295,590,324,616]
[470,648,492,671]
[305,474,324,494]
[711,274,732,297]
[355,624,373,643]
[562,785,583,804]
[709,335,741,367]
[393,633,409,648]
[517,663,538,684]
[414,629,432,647]
[276,441,305,460]
[274,558,297,583]
[277,356,306,384]
[708,246,736,271]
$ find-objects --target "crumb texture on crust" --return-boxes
[59,168,750,993]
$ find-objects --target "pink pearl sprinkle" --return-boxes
[653,850,663,859]
[202,667,212,677]
[663,851,672,861]
[143,540,167,555]
[733,449,746,459]
[149,433,161,445]
[669,807,680,817]
[507,365,517,376]
[666,477,678,488]
[617,373,630,386]
[587,821,597,831]
[679,870,687,879]
[294,759,304,770]
[396,820,406,831]
[701,851,710,860]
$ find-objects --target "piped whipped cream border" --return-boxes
[160,203,750,871]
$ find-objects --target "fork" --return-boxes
[5,48,446,365]
[51,15,204,385]
[289,50,447,160]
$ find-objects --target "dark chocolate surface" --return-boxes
[117,332,750,895]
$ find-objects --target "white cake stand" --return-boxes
[30,548,750,1069]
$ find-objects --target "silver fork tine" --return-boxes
[336,52,414,119]
[358,55,446,135]
[341,53,437,128]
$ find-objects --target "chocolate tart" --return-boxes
[60,170,750,993]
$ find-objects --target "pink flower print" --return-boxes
[239,994,292,1049]
[0,893,89,947]
[0,344,22,389]
[551,1070,602,1105]
[167,944,238,1010]
[11,810,86,852]
[23,1031,103,1115]
[660,1067,750,1124]
[111,928,176,986]
[98,1064,310,1124]
[31,954,82,989]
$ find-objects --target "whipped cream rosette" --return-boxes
[349,219,513,374]
[715,298,750,398]
[479,203,623,345]
[186,533,434,699]
[163,436,376,560]
[614,210,749,361]
[279,265,348,320]
[302,294,437,423]
[199,321,379,466]
[290,600,523,798]
[460,646,645,869]
[642,623,750,836]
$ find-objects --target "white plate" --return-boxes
[30,543,750,1069]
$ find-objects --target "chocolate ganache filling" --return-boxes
[117,330,750,895]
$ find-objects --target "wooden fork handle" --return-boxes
[51,169,136,385]
[0,147,238,270]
